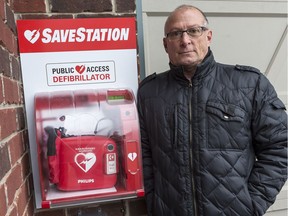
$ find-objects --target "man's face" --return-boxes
[163,8,212,67]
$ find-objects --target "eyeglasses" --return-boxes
[166,26,208,40]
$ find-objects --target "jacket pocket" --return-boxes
[206,100,248,150]
[166,103,188,151]
[206,100,245,122]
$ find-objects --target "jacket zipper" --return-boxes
[188,81,198,216]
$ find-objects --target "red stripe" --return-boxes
[17,17,137,53]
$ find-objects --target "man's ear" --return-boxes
[163,37,168,53]
[206,30,212,46]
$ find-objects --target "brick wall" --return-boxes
[0,0,147,215]
[0,0,33,216]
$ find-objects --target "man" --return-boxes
[137,4,287,216]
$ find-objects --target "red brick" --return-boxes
[27,174,34,197]
[5,3,16,34]
[0,184,7,216]
[0,108,17,140]
[6,163,22,206]
[76,13,119,19]
[16,107,26,130]
[115,0,135,13]
[8,133,24,165]
[18,84,24,104]
[3,76,20,104]
[21,152,31,178]
[10,0,46,13]
[0,46,11,75]
[50,0,112,13]
[22,130,29,152]
[0,18,17,55]
[16,180,30,216]
[21,14,73,20]
[0,0,4,21]
[7,204,18,216]
[0,144,11,179]
[0,19,5,46]
[11,55,21,81]
[23,196,34,216]
[0,76,3,103]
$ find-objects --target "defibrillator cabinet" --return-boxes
[34,88,144,208]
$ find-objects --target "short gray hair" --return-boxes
[174,4,209,24]
[164,4,209,35]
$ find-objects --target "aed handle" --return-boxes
[44,126,57,156]
[124,140,142,191]
[44,126,60,184]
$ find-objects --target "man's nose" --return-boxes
[180,32,191,44]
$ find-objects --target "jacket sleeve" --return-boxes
[137,90,154,216]
[248,74,287,216]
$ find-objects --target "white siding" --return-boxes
[137,1,288,215]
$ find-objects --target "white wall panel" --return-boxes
[138,0,288,215]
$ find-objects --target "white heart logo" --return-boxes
[24,29,40,44]
[75,153,96,173]
[128,152,137,161]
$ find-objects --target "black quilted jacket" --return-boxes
[137,50,287,216]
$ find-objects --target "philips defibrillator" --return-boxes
[35,89,143,194]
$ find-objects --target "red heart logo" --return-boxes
[24,29,40,44]
[75,65,85,74]
[75,153,96,173]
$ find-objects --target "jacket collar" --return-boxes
[169,48,216,85]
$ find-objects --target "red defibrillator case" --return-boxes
[34,89,143,207]
[45,128,118,191]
